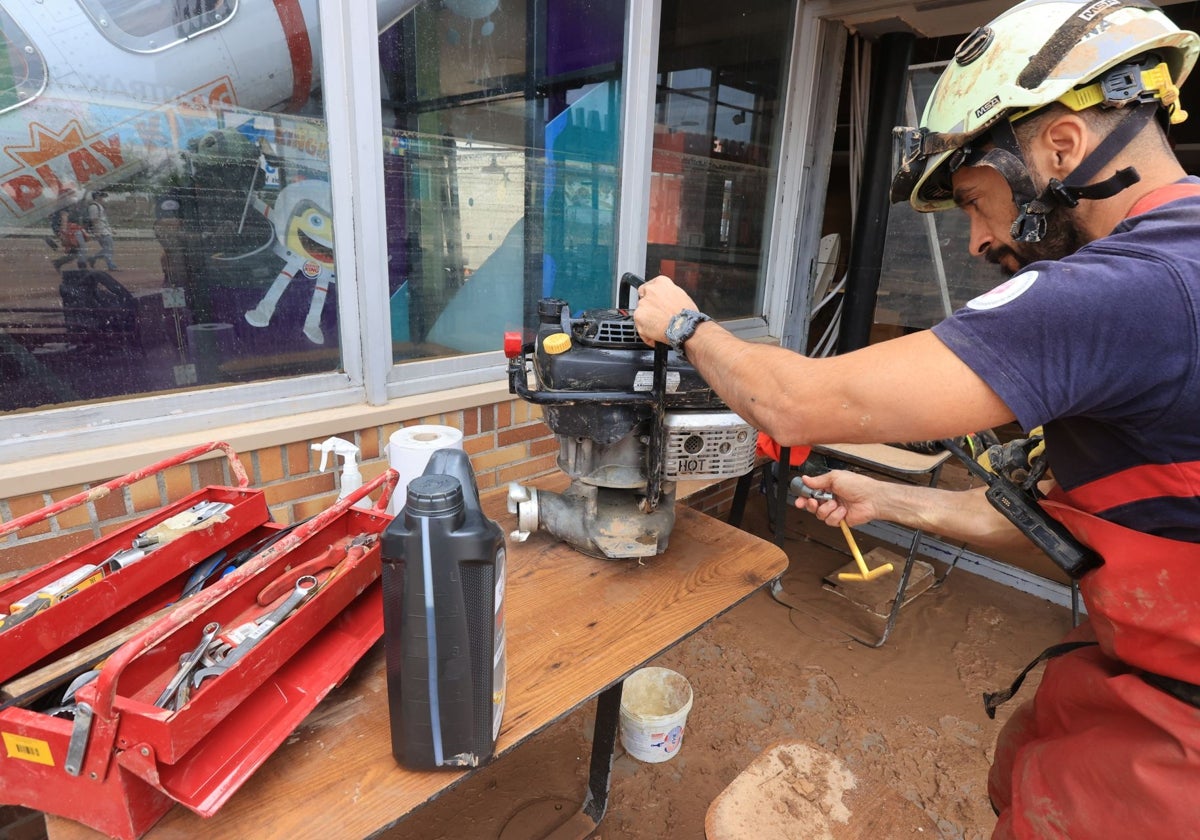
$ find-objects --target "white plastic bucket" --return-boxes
[619,667,694,763]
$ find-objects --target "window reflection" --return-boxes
[0,10,46,115]
[647,0,790,321]
[0,2,334,413]
[80,0,237,51]
[0,0,628,413]
[380,0,625,363]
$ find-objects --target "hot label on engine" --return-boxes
[670,457,711,475]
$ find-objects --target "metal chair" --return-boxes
[728,441,952,647]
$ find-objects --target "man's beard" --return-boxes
[986,161,1091,276]
[985,206,1088,276]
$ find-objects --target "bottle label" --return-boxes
[492,545,507,740]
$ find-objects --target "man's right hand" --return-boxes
[794,470,886,528]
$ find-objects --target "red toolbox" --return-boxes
[0,442,398,839]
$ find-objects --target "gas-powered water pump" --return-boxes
[504,274,757,559]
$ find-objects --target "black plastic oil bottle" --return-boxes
[381,448,507,769]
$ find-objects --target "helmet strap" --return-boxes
[1011,104,1154,242]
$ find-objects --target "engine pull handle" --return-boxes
[620,272,645,310]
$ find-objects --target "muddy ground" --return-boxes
[386,498,1073,840]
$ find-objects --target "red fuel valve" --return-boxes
[503,331,524,359]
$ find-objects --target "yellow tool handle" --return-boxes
[839,521,872,577]
[837,521,893,582]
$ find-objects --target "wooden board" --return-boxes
[821,548,935,618]
[47,479,788,840]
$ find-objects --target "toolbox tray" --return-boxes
[0,443,398,840]
[0,485,269,683]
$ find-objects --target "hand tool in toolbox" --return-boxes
[189,575,319,696]
[0,501,236,634]
[254,532,377,606]
[0,448,400,840]
[154,621,220,711]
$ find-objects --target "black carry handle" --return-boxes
[616,272,669,511]
[941,438,1101,579]
[620,272,645,309]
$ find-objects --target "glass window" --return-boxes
[0,10,46,115]
[646,0,792,321]
[79,0,237,53]
[877,62,1001,331]
[0,3,337,413]
[379,0,625,360]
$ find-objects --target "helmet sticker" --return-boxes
[974,95,1002,120]
[966,271,1039,310]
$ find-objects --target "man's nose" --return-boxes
[967,219,994,259]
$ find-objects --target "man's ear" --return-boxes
[1037,113,1089,177]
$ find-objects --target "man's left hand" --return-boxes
[633,275,698,347]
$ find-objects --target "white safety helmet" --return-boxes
[891,0,1199,235]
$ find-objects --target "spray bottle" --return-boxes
[312,436,368,508]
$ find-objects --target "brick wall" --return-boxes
[0,399,555,577]
[0,397,743,578]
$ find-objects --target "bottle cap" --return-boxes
[406,474,464,516]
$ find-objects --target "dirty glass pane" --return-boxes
[646,0,792,321]
[80,0,238,52]
[878,62,1004,330]
[0,3,338,412]
[0,10,46,115]
[379,0,624,360]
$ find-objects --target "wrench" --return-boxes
[154,621,220,709]
[189,575,318,692]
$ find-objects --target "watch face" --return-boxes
[666,313,688,346]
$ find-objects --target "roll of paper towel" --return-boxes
[387,425,465,514]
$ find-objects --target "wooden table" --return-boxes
[47,485,787,839]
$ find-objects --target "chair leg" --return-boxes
[849,527,924,649]
[727,468,754,529]
[771,447,792,549]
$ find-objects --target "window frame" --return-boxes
[1,0,838,465]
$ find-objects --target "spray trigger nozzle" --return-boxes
[312,437,366,505]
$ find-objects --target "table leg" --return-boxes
[544,680,623,839]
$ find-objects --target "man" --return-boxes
[634,1,1200,836]
[86,190,119,271]
[49,183,88,272]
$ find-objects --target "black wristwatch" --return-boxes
[664,309,712,359]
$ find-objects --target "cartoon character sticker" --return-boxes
[244,179,336,344]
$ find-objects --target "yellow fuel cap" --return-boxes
[543,332,572,354]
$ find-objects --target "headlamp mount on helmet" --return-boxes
[889,0,1200,221]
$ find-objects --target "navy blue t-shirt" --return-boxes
[932,179,1200,540]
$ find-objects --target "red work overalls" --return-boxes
[989,491,1200,838]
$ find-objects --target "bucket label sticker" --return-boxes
[2,732,55,766]
[653,725,684,754]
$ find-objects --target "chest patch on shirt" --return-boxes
[966,271,1039,311]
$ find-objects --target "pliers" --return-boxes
[254,532,377,606]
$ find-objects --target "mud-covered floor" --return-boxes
[3,481,1074,840]
[386,492,1074,840]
